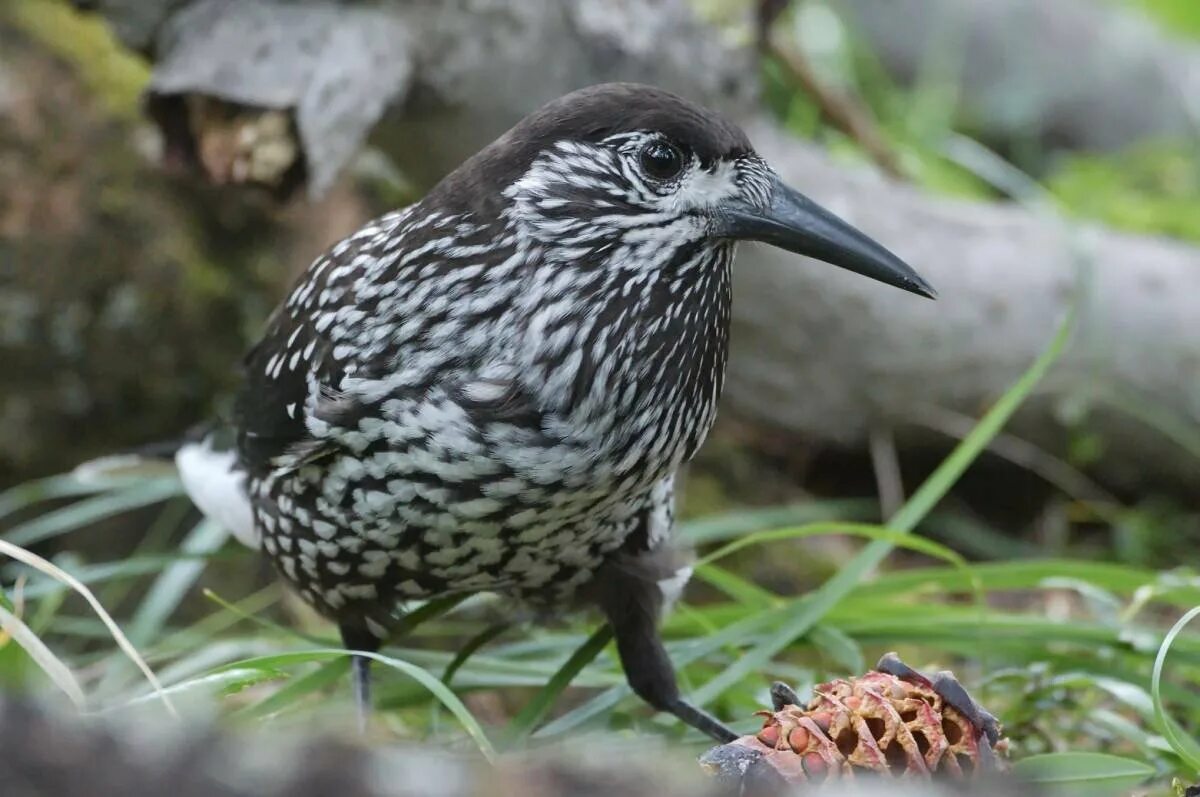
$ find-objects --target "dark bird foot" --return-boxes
[340,623,383,733]
[669,698,738,743]
[351,654,372,733]
[769,681,801,712]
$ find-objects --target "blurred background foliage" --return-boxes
[2,0,1200,794]
[753,0,1200,235]
[1133,0,1200,37]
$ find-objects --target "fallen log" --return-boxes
[732,120,1200,489]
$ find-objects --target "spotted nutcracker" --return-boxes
[175,83,935,741]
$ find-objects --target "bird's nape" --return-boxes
[715,172,935,298]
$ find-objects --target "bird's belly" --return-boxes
[252,422,661,620]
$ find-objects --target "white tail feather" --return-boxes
[175,438,259,549]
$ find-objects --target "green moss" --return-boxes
[1126,0,1200,39]
[0,20,293,481]
[7,0,149,121]
[1048,140,1200,243]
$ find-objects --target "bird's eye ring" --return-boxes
[638,140,686,181]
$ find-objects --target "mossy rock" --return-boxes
[0,19,292,481]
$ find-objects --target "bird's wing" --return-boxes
[233,206,525,474]
[235,207,416,472]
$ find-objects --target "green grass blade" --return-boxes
[111,668,279,709]
[202,588,327,645]
[0,602,85,708]
[694,522,976,573]
[681,500,876,545]
[127,519,229,645]
[506,625,613,742]
[153,585,280,655]
[390,594,470,637]
[1151,604,1200,773]
[146,638,283,690]
[96,497,193,611]
[236,658,351,720]
[534,607,791,738]
[808,624,863,674]
[215,649,495,761]
[1012,752,1155,795]
[858,560,1191,603]
[692,311,1072,703]
[0,474,109,521]
[891,310,1074,536]
[16,554,226,601]
[0,539,175,716]
[690,522,983,704]
[692,563,777,609]
[3,479,180,547]
[443,622,511,686]
[532,683,628,738]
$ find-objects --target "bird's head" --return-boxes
[433,82,933,298]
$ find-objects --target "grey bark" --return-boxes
[88,0,1200,488]
[148,0,416,194]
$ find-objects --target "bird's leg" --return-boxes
[592,561,737,743]
[339,622,383,733]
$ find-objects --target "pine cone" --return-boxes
[701,655,1008,786]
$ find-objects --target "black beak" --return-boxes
[716,174,936,299]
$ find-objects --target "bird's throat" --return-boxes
[536,241,734,475]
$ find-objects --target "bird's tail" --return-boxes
[73,427,259,550]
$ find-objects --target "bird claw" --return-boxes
[874,652,1001,746]
[769,681,802,711]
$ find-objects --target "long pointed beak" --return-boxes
[715,174,936,299]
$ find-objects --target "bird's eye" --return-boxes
[638,140,686,181]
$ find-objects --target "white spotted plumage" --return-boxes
[176,86,777,642]
[163,84,935,745]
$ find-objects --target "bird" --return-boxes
[173,82,934,743]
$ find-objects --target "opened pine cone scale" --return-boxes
[701,653,1008,786]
